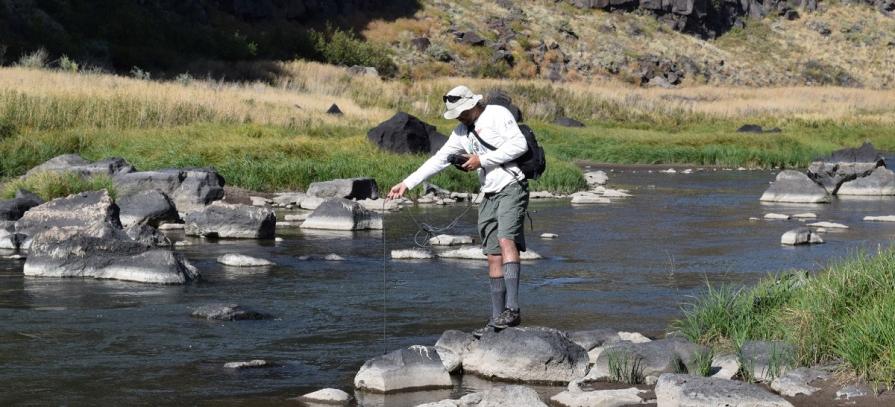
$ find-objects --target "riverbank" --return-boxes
[2,64,895,195]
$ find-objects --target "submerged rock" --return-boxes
[300,198,382,231]
[185,202,276,239]
[655,374,793,406]
[428,234,474,246]
[463,327,588,383]
[781,228,824,245]
[297,388,351,405]
[224,359,269,369]
[191,304,270,321]
[760,170,830,203]
[354,345,452,393]
[217,254,275,267]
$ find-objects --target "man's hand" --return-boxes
[462,154,482,171]
[387,182,408,200]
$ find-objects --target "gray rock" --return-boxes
[217,253,275,267]
[428,234,473,246]
[551,387,648,407]
[837,166,895,195]
[760,170,831,203]
[807,142,884,194]
[115,168,224,213]
[124,224,172,247]
[584,170,608,186]
[354,345,452,392]
[0,189,44,221]
[0,228,22,250]
[770,367,830,397]
[459,385,547,407]
[117,189,179,227]
[15,189,123,239]
[191,304,270,320]
[298,388,351,405]
[115,170,185,197]
[391,249,433,259]
[554,117,585,127]
[185,202,276,239]
[306,177,379,200]
[836,383,870,399]
[567,329,651,364]
[463,327,588,383]
[224,359,269,369]
[710,353,740,380]
[272,192,307,206]
[781,227,824,245]
[26,154,134,178]
[738,341,796,382]
[591,338,708,381]
[434,330,475,373]
[655,374,793,406]
[300,198,382,230]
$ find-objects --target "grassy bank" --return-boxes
[1,63,894,195]
[672,248,895,385]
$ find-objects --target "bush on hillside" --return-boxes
[310,26,397,77]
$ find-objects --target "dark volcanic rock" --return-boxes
[367,112,447,154]
[117,189,179,227]
[25,155,135,178]
[463,326,589,383]
[184,202,276,239]
[554,116,585,127]
[114,168,225,213]
[0,189,44,221]
[306,178,379,200]
[326,103,344,115]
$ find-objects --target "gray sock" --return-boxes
[503,262,520,310]
[489,277,506,319]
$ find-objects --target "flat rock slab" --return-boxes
[865,215,895,222]
[807,221,848,229]
[428,234,474,246]
[792,213,817,219]
[837,166,895,195]
[307,178,379,200]
[420,385,547,407]
[781,228,824,245]
[764,213,791,220]
[590,338,707,381]
[770,367,830,397]
[224,359,269,369]
[551,387,648,407]
[760,170,831,203]
[354,345,452,393]
[570,192,611,204]
[655,374,793,407]
[117,189,179,227]
[438,246,542,260]
[217,254,275,267]
[300,198,382,230]
[391,249,434,259]
[191,304,270,321]
[297,388,351,405]
[463,326,588,383]
[26,154,134,178]
[584,170,609,186]
[185,202,276,239]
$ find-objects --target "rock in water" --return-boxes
[655,374,793,406]
[298,388,351,405]
[117,189,179,227]
[115,168,225,213]
[306,178,379,200]
[224,360,269,369]
[428,234,474,246]
[191,304,270,320]
[434,330,475,373]
[300,198,382,230]
[551,387,646,407]
[584,170,608,186]
[0,189,44,221]
[391,249,434,259]
[807,142,884,194]
[367,112,447,154]
[354,346,452,392]
[760,170,831,203]
[438,246,542,260]
[463,327,588,383]
[185,202,276,239]
[837,166,895,195]
[781,228,824,245]
[217,254,275,267]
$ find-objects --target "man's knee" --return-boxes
[498,238,517,249]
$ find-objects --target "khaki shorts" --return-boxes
[478,181,529,255]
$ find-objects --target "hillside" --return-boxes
[1,0,893,87]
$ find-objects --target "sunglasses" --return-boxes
[443,94,468,103]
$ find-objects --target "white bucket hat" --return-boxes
[442,85,483,120]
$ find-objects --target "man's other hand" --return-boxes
[387,182,408,200]
[462,154,482,171]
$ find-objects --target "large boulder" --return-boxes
[463,327,589,383]
[807,142,885,194]
[300,198,382,230]
[590,338,708,381]
[434,330,475,373]
[551,387,648,407]
[568,328,651,364]
[354,346,453,393]
[115,168,225,213]
[18,190,198,284]
[25,154,134,178]
[0,189,44,221]
[184,202,276,239]
[306,177,379,200]
[117,189,179,227]
[655,374,793,406]
[836,166,895,195]
[760,170,831,203]
[367,112,447,154]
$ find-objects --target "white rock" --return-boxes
[781,228,824,245]
[217,254,275,267]
[174,241,192,247]
[584,170,609,186]
[661,168,677,174]
[807,221,848,229]
[764,213,791,220]
[300,196,325,210]
[278,221,294,227]
[354,346,452,392]
[284,213,309,221]
[275,237,284,242]
[601,188,631,198]
[864,215,895,222]
[792,213,817,219]
[224,359,268,369]
[571,193,610,204]
[356,198,401,212]
[391,249,434,259]
[540,233,558,239]
[324,254,345,261]
[748,217,760,221]
[681,169,693,174]
[711,354,740,380]
[530,191,556,199]
[438,246,542,260]
[298,388,351,405]
[157,223,185,230]
[249,196,270,206]
[656,374,793,407]
[428,234,474,246]
[551,387,645,407]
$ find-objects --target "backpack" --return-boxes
[467,123,547,180]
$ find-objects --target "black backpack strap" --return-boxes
[467,126,523,180]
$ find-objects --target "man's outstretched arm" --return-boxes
[387,133,465,199]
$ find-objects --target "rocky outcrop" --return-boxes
[354,346,453,392]
[306,178,379,200]
[367,112,447,154]
[300,198,382,230]
[462,327,589,383]
[760,170,831,203]
[184,202,276,238]
[115,168,225,213]
[807,142,885,194]
[655,374,793,406]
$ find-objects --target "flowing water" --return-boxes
[2,169,894,406]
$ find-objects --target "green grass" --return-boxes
[671,248,895,385]
[606,350,646,384]
[2,171,116,201]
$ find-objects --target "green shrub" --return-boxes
[311,26,397,77]
[130,66,151,80]
[58,55,79,72]
[606,350,645,384]
[17,48,48,69]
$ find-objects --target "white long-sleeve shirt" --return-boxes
[403,105,528,193]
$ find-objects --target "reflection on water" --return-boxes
[1,169,894,405]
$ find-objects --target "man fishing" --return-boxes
[386,85,530,337]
